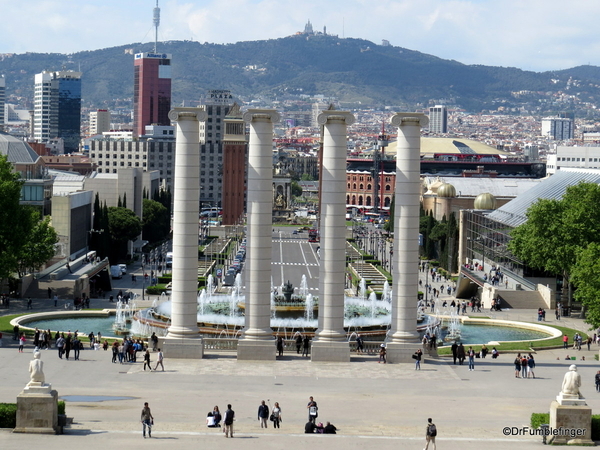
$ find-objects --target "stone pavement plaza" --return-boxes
[1,317,600,449]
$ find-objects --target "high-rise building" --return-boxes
[33,70,82,153]
[133,52,172,137]
[199,90,233,207]
[89,109,111,136]
[221,103,247,225]
[0,75,5,130]
[428,105,448,134]
[542,116,574,141]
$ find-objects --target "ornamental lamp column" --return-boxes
[162,107,207,359]
[386,112,429,363]
[311,110,354,362]
[237,109,280,361]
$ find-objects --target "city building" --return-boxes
[33,70,82,153]
[133,52,172,137]
[546,145,600,175]
[199,90,233,207]
[221,103,247,225]
[541,116,574,141]
[89,125,174,191]
[89,109,111,136]
[428,105,448,134]
[0,132,53,215]
[0,75,5,130]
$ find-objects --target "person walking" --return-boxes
[451,342,458,364]
[56,334,65,358]
[18,333,25,353]
[563,334,568,349]
[414,348,422,370]
[467,346,475,371]
[272,402,282,429]
[379,344,387,363]
[73,336,81,360]
[307,396,318,423]
[223,404,235,438]
[302,336,310,357]
[295,334,302,354]
[276,336,284,357]
[154,348,164,371]
[457,343,465,365]
[258,400,269,428]
[595,371,600,392]
[140,402,154,438]
[424,417,437,450]
[143,349,152,371]
[150,332,158,351]
[356,333,364,354]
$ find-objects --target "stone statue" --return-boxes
[561,364,581,398]
[28,351,45,386]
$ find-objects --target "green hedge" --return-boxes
[58,400,66,415]
[146,284,168,295]
[531,413,600,440]
[0,403,17,428]
[158,275,172,284]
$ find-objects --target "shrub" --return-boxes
[530,413,549,429]
[146,284,168,295]
[0,403,17,428]
[58,400,66,415]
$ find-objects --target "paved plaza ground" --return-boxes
[1,238,599,448]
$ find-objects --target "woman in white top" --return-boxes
[272,402,282,429]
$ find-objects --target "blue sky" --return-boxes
[1,0,599,72]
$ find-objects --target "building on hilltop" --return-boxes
[0,75,5,131]
[33,70,82,153]
[133,52,172,137]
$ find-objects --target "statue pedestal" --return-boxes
[548,400,594,445]
[14,384,58,434]
[160,337,204,359]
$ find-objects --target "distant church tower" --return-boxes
[304,20,314,34]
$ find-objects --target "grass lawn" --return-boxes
[436,322,589,355]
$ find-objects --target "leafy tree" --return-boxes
[300,173,314,181]
[0,155,25,282]
[571,243,600,327]
[291,180,303,197]
[142,199,170,244]
[384,195,395,232]
[122,192,127,209]
[509,182,600,309]
[107,207,142,263]
[16,209,58,277]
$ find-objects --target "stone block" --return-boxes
[548,400,594,445]
[160,337,204,359]
[385,342,423,364]
[237,340,276,361]
[14,389,58,434]
[311,341,350,362]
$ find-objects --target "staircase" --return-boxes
[496,290,547,310]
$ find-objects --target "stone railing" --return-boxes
[203,338,238,351]
[202,337,389,354]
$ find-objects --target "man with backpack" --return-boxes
[223,404,235,438]
[425,417,437,450]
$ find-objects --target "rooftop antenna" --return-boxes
[153,0,161,53]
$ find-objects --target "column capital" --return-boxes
[317,110,355,126]
[243,109,281,124]
[168,107,208,122]
[390,112,429,128]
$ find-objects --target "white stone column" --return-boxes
[386,112,429,363]
[237,109,280,361]
[311,110,354,362]
[162,107,207,359]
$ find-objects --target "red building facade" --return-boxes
[133,52,172,137]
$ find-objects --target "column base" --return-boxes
[548,400,594,445]
[385,342,423,364]
[311,340,350,362]
[237,339,276,361]
[160,336,204,359]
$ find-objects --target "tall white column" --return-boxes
[162,107,207,359]
[237,109,280,361]
[311,111,354,362]
[386,112,429,363]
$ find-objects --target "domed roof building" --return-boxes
[474,192,497,210]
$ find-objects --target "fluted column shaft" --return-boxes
[167,108,207,339]
[242,109,280,339]
[315,111,355,341]
[389,113,428,342]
